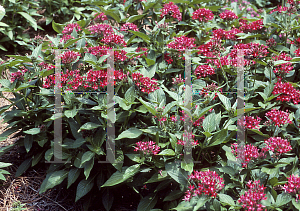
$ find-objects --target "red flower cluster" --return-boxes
[62,23,82,34]
[177,139,198,146]
[238,115,261,130]
[270,5,289,14]
[131,72,159,93]
[231,143,261,168]
[94,12,107,22]
[160,2,182,21]
[262,137,292,156]
[238,180,267,211]
[194,65,215,78]
[272,81,300,104]
[87,45,127,62]
[295,48,300,56]
[60,34,75,43]
[272,53,293,76]
[239,18,264,33]
[88,23,113,35]
[164,53,173,64]
[121,22,139,32]
[212,28,243,41]
[229,43,268,67]
[134,140,160,155]
[219,10,238,21]
[283,174,300,201]
[167,35,196,50]
[172,75,185,85]
[290,37,300,47]
[192,8,214,22]
[38,62,55,71]
[183,170,224,201]
[61,51,81,64]
[193,115,205,127]
[265,108,292,126]
[10,70,24,82]
[135,47,148,58]
[43,69,127,91]
[200,83,222,100]
[266,38,277,48]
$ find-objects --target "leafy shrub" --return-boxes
[1,0,300,210]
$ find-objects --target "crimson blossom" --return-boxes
[134,140,160,155]
[160,2,182,21]
[192,8,214,22]
[194,65,215,79]
[272,81,300,104]
[238,115,262,130]
[262,137,292,156]
[265,108,293,127]
[283,174,300,201]
[219,10,238,20]
[131,72,159,94]
[238,180,267,211]
[183,170,224,201]
[231,143,262,168]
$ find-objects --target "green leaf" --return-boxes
[274,60,291,66]
[23,128,40,135]
[76,177,95,202]
[67,168,81,189]
[276,193,291,207]
[101,164,140,187]
[218,193,235,206]
[275,45,289,52]
[208,129,228,147]
[129,30,150,43]
[193,195,210,210]
[32,151,44,166]
[181,160,193,174]
[100,8,120,23]
[138,98,157,115]
[64,107,78,118]
[292,198,300,210]
[203,113,216,133]
[137,193,158,211]
[84,158,94,179]
[126,14,146,23]
[52,20,64,33]
[114,96,131,110]
[116,127,142,140]
[24,135,33,153]
[165,161,188,187]
[78,122,101,132]
[158,149,175,156]
[125,86,136,103]
[102,189,114,211]
[248,129,269,137]
[0,79,11,88]
[163,190,183,202]
[0,162,12,168]
[18,12,37,30]
[39,170,68,194]
[81,151,95,166]
[218,93,231,111]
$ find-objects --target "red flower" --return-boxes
[262,137,292,155]
[239,18,264,33]
[183,170,224,201]
[231,143,261,168]
[61,51,81,64]
[94,12,107,22]
[283,175,300,201]
[265,108,292,127]
[134,140,160,155]
[131,72,159,94]
[62,23,82,34]
[272,81,300,104]
[238,116,261,130]
[160,2,182,22]
[194,65,215,78]
[219,10,238,21]
[121,22,139,32]
[238,180,267,211]
[192,8,214,22]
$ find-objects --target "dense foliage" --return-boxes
[1,0,300,210]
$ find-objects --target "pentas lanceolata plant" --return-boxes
[2,0,300,210]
